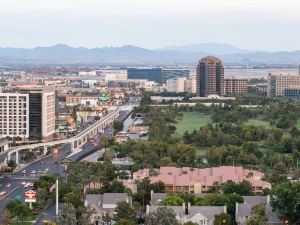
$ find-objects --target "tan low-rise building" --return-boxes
[122,166,271,195]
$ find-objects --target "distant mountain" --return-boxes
[158,43,249,55]
[0,44,299,65]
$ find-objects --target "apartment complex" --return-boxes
[123,166,271,194]
[267,73,300,97]
[224,78,248,95]
[196,56,224,97]
[0,93,30,139]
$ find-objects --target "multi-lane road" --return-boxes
[0,107,132,223]
[0,125,114,220]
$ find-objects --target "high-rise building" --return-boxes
[127,68,162,84]
[0,93,29,139]
[196,56,224,97]
[224,77,248,95]
[267,73,300,97]
[20,89,56,140]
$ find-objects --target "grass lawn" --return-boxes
[175,112,212,136]
[244,119,272,128]
[196,147,209,156]
[13,215,36,225]
[296,118,300,130]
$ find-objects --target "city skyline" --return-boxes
[0,0,300,51]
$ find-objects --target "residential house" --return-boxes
[236,196,283,225]
[84,193,132,224]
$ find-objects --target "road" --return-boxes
[0,124,114,219]
[0,107,133,223]
[34,126,114,224]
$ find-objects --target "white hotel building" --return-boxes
[0,93,30,139]
[0,90,55,140]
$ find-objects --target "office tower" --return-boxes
[196,56,224,97]
[20,89,56,140]
[284,86,300,100]
[267,73,300,97]
[161,69,190,83]
[224,77,248,95]
[127,68,162,84]
[0,93,29,139]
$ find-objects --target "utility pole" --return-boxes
[56,178,59,215]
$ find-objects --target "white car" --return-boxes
[21,182,26,186]
[6,183,11,188]
[27,183,33,187]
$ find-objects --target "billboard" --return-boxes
[24,190,36,203]
[98,94,110,102]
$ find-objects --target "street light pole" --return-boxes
[56,178,59,215]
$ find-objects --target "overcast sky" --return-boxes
[0,0,299,51]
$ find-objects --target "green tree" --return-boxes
[7,159,17,170]
[271,182,300,224]
[246,203,268,225]
[214,213,232,225]
[145,207,179,225]
[100,136,112,151]
[115,219,135,225]
[2,209,14,225]
[161,196,184,206]
[6,200,31,225]
[223,180,252,196]
[56,203,77,225]
[113,121,124,134]
[114,201,135,221]
[13,204,31,225]
[63,192,83,208]
[36,187,48,204]
[159,157,173,166]
[183,222,198,225]
[102,212,112,225]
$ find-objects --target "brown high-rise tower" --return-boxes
[196,56,224,97]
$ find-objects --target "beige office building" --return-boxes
[42,92,56,138]
[268,73,300,97]
[224,78,248,95]
[20,89,56,140]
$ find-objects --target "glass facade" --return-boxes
[127,68,162,84]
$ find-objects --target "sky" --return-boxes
[0,0,299,51]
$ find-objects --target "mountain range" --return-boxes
[0,43,300,65]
